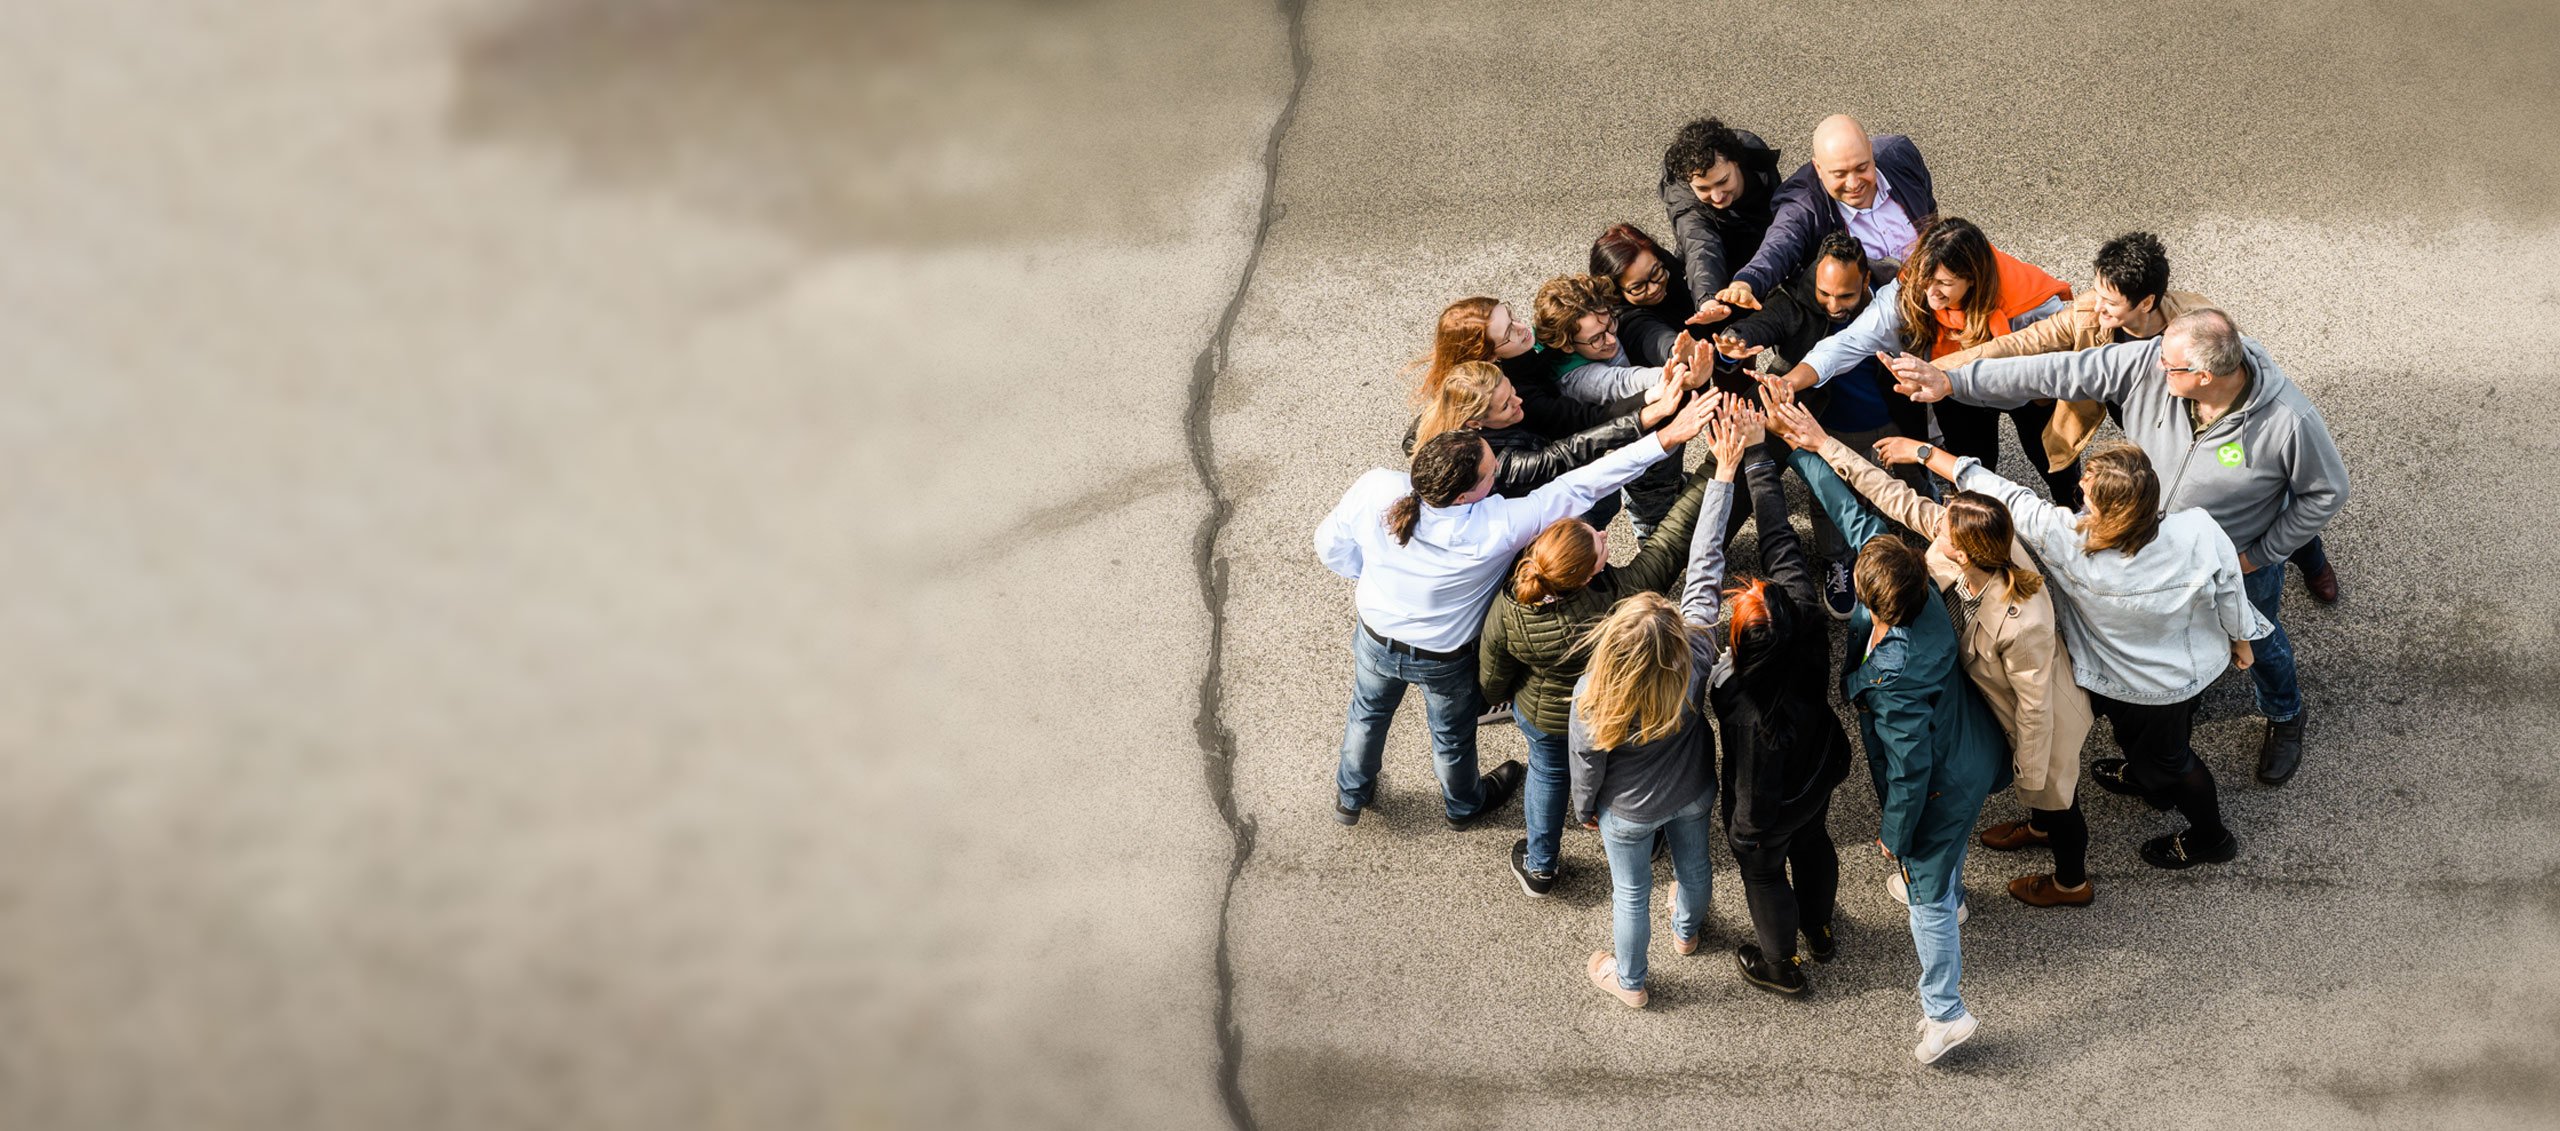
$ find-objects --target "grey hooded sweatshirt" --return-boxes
[1949,336,2348,566]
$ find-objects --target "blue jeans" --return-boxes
[2243,564,2300,723]
[1906,839,1971,1022]
[1335,625,1488,820]
[1597,796,1714,991]
[1516,716,1570,874]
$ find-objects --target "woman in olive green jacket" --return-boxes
[1766,396,2099,908]
[1478,455,1735,896]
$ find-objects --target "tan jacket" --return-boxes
[1936,289,2216,472]
[1816,438,2094,809]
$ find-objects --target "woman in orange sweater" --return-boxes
[1892,217,2078,505]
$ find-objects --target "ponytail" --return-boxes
[1944,491,2044,599]
[1387,493,1422,546]
[1391,429,1489,546]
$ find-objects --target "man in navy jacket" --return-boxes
[1716,116,1936,312]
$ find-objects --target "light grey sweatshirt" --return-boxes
[1949,336,2348,566]
[1954,459,2273,705]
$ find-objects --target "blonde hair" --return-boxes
[1574,592,1694,749]
[1416,361,1504,446]
[2079,442,2163,556]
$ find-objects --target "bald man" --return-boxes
[1714,116,1936,313]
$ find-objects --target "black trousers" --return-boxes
[1729,798,1839,963]
[2027,798,2089,887]
[2090,692,2227,841]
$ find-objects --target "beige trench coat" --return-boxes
[1816,438,2094,810]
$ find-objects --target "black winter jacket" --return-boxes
[1656,128,1784,308]
[1712,447,1853,845]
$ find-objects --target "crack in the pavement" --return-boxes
[1187,1,1308,1128]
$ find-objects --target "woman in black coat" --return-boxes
[1711,426,1854,995]
[1591,223,1708,369]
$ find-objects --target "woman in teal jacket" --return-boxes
[1779,409,2010,1065]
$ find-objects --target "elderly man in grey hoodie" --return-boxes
[1882,309,2348,787]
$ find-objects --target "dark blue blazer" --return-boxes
[1732,134,1937,295]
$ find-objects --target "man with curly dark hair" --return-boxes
[1656,117,1783,312]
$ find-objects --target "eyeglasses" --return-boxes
[2161,362,2209,378]
[1571,314,1620,349]
[1621,263,1669,296]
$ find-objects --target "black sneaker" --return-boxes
[1334,798,1361,826]
[1510,838,1556,897]
[2139,828,2238,870]
[1802,922,1838,964]
[1821,560,1856,621]
[2256,716,2304,786]
[1735,944,1810,996]
[1448,760,1525,830]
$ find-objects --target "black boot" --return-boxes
[2256,716,2304,786]
[1734,944,1809,995]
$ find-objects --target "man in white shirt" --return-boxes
[1317,394,1717,826]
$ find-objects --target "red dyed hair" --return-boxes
[1724,576,1776,648]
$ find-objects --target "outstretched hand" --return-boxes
[1880,351,1952,403]
[1871,435,1929,467]
[1705,405,1749,481]
[1659,386,1720,446]
[1711,328,1765,361]
[1764,395,1826,450]
[1684,300,1733,327]
[1713,280,1761,311]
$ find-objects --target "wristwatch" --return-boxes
[1915,443,1935,463]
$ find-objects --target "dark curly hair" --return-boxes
[2093,231,2171,308]
[1661,117,1771,183]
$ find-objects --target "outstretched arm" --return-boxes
[1764,389,1948,541]
[1678,399,1757,629]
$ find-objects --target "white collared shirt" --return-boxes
[1314,435,1671,652]
[1836,169,1919,263]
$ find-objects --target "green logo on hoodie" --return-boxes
[2217,442,2245,467]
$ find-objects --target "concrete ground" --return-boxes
[2,0,2555,1129]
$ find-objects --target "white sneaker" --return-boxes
[1886,872,1969,924]
[1914,1012,1979,1064]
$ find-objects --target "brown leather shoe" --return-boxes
[2305,561,2340,604]
[1979,819,2050,851]
[2007,874,2093,907]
